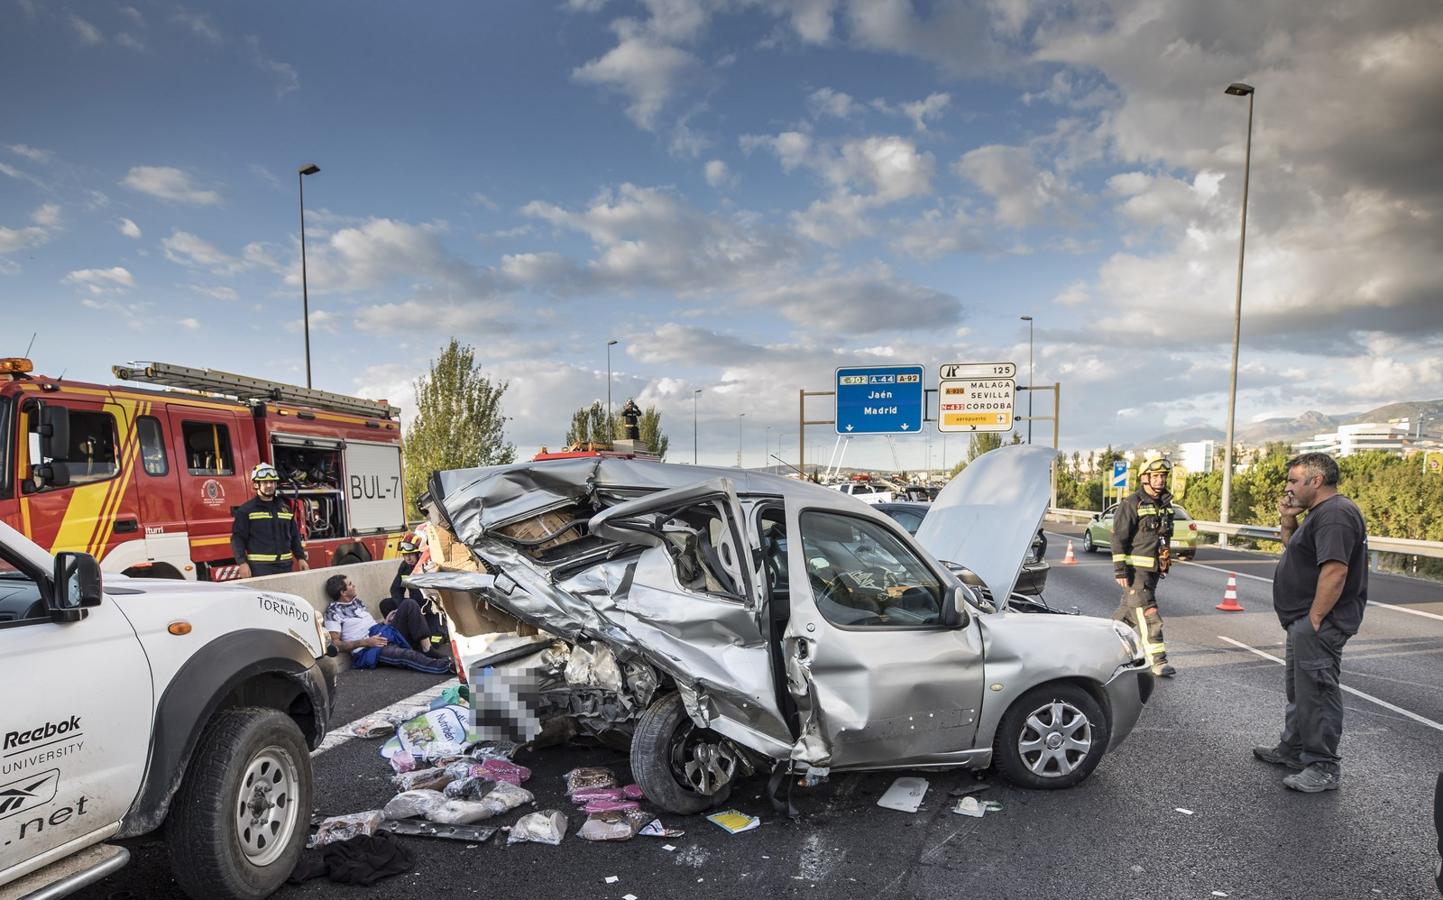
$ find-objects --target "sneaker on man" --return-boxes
[1152,663,1177,678]
[1252,745,1305,771]
[1282,765,1340,793]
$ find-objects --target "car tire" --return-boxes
[993,683,1111,790]
[167,708,312,900]
[1081,531,1095,553]
[630,692,735,816]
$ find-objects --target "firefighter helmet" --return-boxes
[1140,456,1173,476]
[250,462,281,483]
[398,538,420,554]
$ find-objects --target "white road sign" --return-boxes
[937,377,1016,433]
[938,361,1017,381]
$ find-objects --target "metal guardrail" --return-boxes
[1047,508,1443,560]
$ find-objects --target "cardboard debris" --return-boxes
[706,810,760,834]
[876,776,929,813]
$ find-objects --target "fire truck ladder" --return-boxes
[112,361,399,420]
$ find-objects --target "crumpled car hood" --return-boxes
[913,444,1054,604]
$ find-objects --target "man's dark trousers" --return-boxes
[1280,617,1349,773]
[249,561,296,577]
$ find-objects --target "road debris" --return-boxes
[877,776,929,813]
[508,810,569,845]
[1175,807,1194,815]
[952,797,1004,817]
[309,811,385,848]
[378,820,497,843]
[706,809,761,834]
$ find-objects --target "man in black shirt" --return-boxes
[1252,452,1367,793]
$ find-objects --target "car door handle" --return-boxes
[113,518,139,533]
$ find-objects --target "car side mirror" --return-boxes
[39,404,70,461]
[942,583,971,629]
[50,552,102,621]
[1091,513,1101,522]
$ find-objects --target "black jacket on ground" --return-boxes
[1110,487,1174,580]
[230,495,306,564]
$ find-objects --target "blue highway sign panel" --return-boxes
[1112,460,1129,489]
[835,365,924,435]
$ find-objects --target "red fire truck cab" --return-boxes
[0,358,408,581]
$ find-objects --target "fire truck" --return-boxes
[0,358,408,581]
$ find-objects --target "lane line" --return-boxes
[1216,635,1443,734]
[313,681,453,757]
[1182,559,1443,623]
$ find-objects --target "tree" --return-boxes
[403,340,515,518]
[564,401,610,448]
[968,431,1003,462]
[637,406,669,458]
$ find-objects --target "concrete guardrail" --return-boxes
[1047,508,1443,560]
[239,559,399,621]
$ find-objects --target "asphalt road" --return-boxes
[79,534,1443,900]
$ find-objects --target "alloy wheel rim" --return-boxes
[234,745,300,866]
[1017,700,1092,777]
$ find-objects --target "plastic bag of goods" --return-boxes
[563,767,617,797]
[383,789,448,821]
[507,810,569,846]
[309,810,384,848]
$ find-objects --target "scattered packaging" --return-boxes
[380,705,481,761]
[577,809,655,842]
[479,758,531,785]
[391,767,455,793]
[638,819,685,839]
[309,811,384,848]
[508,810,569,846]
[388,752,418,775]
[443,776,498,801]
[583,798,641,814]
[383,789,447,821]
[349,716,396,739]
[447,781,535,821]
[467,741,520,761]
[876,776,929,813]
[952,797,1004,818]
[563,767,618,796]
[706,810,760,834]
[429,799,501,825]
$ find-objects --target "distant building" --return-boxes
[1179,440,1215,474]
[1294,418,1440,458]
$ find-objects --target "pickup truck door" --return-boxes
[0,542,152,883]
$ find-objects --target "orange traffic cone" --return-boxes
[1062,540,1078,565]
[1216,573,1244,611]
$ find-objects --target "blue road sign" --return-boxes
[1112,460,1129,489]
[835,365,924,435]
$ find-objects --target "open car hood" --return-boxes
[913,444,1054,605]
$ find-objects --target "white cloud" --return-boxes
[68,14,104,45]
[740,131,812,172]
[297,217,495,297]
[808,87,859,119]
[118,217,142,239]
[0,161,47,190]
[120,166,222,205]
[572,23,700,129]
[63,266,135,295]
[173,11,222,43]
[116,32,145,51]
[469,192,500,210]
[6,144,52,163]
[30,204,61,228]
[245,36,299,97]
[178,317,201,331]
[184,284,238,301]
[1053,281,1090,307]
[162,230,246,274]
[872,92,952,132]
[955,144,1079,228]
[627,323,768,366]
[744,266,964,335]
[703,159,736,189]
[120,6,144,25]
[249,164,282,190]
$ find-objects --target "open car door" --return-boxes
[588,478,795,757]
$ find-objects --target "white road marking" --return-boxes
[1217,635,1443,734]
[1182,559,1443,623]
[313,681,453,757]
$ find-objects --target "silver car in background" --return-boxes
[417,445,1152,815]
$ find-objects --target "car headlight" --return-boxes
[1112,621,1142,660]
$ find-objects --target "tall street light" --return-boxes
[606,339,619,441]
[736,412,746,468]
[1220,81,1255,548]
[1020,315,1034,443]
[693,388,702,465]
[297,163,320,388]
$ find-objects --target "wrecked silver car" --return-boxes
[414,445,1153,815]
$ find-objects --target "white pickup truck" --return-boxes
[0,521,336,900]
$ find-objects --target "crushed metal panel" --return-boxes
[913,444,1054,604]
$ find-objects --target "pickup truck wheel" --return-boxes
[631,692,735,816]
[994,683,1110,790]
[167,708,312,900]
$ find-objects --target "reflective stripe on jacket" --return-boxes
[1110,487,1174,579]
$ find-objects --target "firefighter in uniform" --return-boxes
[1111,456,1177,677]
[231,462,310,578]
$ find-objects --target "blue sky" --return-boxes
[4,0,1441,469]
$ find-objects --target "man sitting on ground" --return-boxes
[323,574,452,674]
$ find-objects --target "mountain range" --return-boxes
[1139,400,1443,450]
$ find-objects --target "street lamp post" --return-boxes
[693,389,702,464]
[1219,81,1255,549]
[297,163,320,388]
[1020,315,1034,444]
[606,339,619,441]
[737,413,746,468]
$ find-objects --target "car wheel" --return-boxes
[167,708,312,900]
[1081,531,1095,553]
[630,692,737,815]
[994,683,1111,790]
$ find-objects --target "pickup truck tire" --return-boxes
[631,692,734,816]
[993,683,1110,790]
[166,708,312,900]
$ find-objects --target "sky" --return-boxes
[3,0,1441,470]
